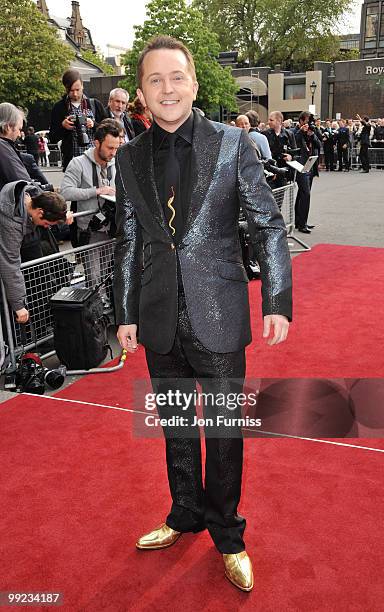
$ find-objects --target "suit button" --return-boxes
[171,244,175,250]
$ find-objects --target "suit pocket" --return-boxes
[217,259,248,283]
[141,263,152,286]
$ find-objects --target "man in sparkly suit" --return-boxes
[114,36,292,592]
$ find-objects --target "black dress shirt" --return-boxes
[153,112,193,244]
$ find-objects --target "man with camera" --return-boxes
[60,121,120,296]
[264,111,297,188]
[0,182,69,323]
[50,70,107,172]
[292,111,321,233]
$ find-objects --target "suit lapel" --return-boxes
[128,127,171,237]
[184,111,224,239]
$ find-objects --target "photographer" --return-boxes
[0,182,69,323]
[264,111,297,188]
[60,121,120,302]
[292,111,321,233]
[49,69,107,172]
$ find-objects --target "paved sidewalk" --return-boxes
[45,166,383,248]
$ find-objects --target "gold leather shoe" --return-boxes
[135,523,181,550]
[223,551,254,592]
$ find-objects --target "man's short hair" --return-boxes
[246,110,260,127]
[62,69,82,93]
[299,111,310,123]
[137,35,196,88]
[95,120,122,143]
[269,111,283,123]
[0,103,24,135]
[109,88,129,103]
[31,191,67,222]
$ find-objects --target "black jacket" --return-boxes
[104,108,135,140]
[114,110,292,354]
[359,122,371,146]
[264,127,296,165]
[0,137,31,191]
[49,94,107,169]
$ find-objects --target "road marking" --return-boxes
[16,394,384,454]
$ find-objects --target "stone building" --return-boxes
[36,0,103,82]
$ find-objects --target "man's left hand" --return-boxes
[86,118,94,129]
[262,314,289,345]
[65,211,74,225]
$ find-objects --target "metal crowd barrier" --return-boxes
[272,182,310,253]
[350,147,384,170]
[0,239,115,373]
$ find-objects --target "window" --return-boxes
[365,4,379,47]
[284,83,306,100]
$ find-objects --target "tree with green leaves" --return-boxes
[0,0,74,108]
[81,49,115,76]
[193,0,355,70]
[119,0,238,114]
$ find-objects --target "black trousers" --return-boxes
[145,287,246,554]
[337,146,349,170]
[359,144,370,171]
[295,171,313,228]
[324,145,334,170]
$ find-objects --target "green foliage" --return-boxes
[119,0,238,113]
[193,0,356,70]
[0,0,74,108]
[81,49,115,75]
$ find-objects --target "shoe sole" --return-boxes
[224,571,254,592]
[135,534,181,550]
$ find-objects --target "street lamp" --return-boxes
[309,81,317,105]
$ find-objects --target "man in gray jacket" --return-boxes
[60,121,120,291]
[0,181,68,323]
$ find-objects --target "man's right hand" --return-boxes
[96,186,116,196]
[62,117,75,130]
[16,308,29,324]
[117,324,138,353]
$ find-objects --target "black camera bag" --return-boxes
[50,287,108,370]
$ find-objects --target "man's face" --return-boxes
[268,115,281,131]
[137,48,198,132]
[235,116,250,130]
[109,93,128,116]
[95,134,120,163]
[30,209,59,228]
[68,79,83,103]
[5,117,23,141]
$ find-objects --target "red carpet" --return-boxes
[0,394,383,611]
[1,244,384,610]
[57,243,384,414]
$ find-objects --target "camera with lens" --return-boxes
[25,181,55,198]
[73,114,90,147]
[88,200,116,233]
[11,352,66,394]
[307,114,316,132]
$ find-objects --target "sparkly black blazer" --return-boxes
[113,109,292,354]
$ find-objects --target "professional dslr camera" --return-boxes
[88,200,116,233]
[307,114,316,132]
[25,181,55,197]
[5,352,65,394]
[68,113,90,147]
